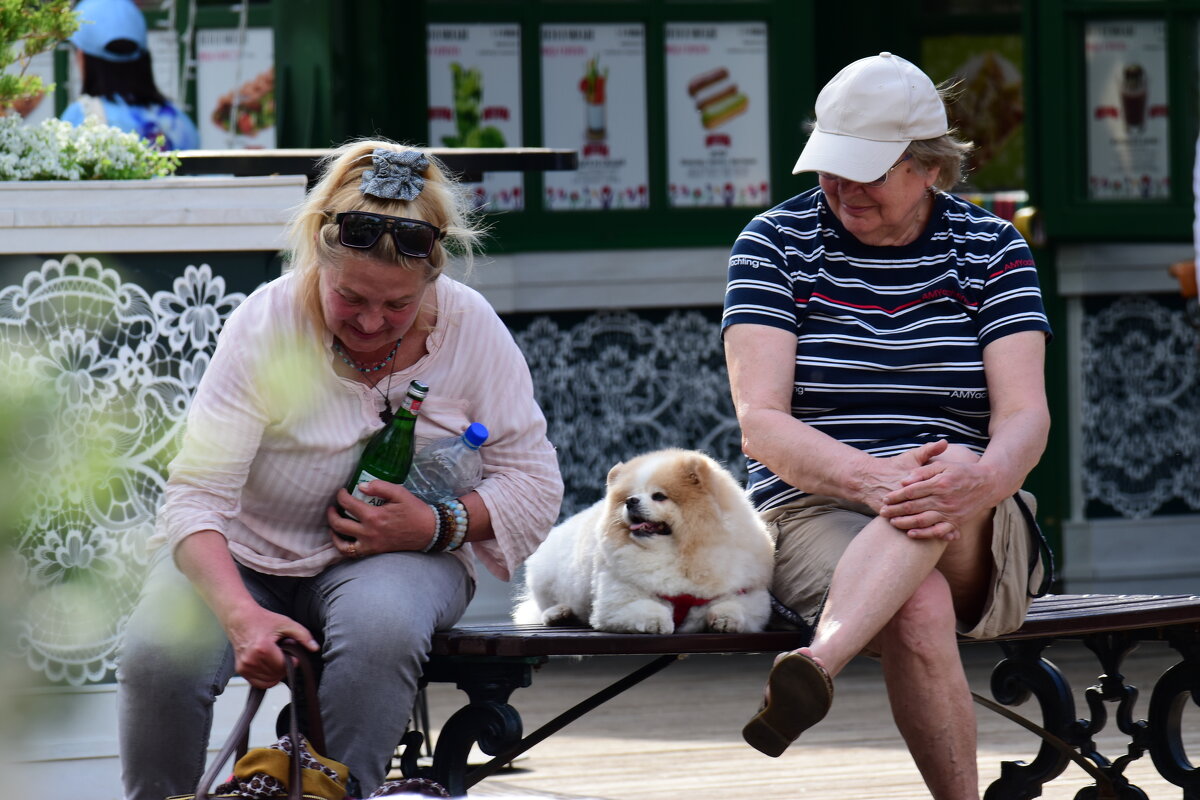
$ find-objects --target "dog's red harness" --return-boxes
[658,589,749,627]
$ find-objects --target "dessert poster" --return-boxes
[196,27,275,149]
[427,23,524,211]
[541,23,649,211]
[1084,20,1169,200]
[664,22,770,208]
[921,35,1024,192]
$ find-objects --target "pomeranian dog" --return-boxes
[516,448,774,634]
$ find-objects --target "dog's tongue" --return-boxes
[629,521,664,534]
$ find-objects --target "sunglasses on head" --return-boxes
[335,211,445,259]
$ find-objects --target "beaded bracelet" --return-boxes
[422,503,446,553]
[443,498,469,552]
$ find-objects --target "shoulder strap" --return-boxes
[78,94,107,125]
[1013,492,1055,598]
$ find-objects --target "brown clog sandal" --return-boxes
[741,651,834,757]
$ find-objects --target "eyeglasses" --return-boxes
[335,211,445,258]
[819,153,914,188]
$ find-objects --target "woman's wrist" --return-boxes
[421,499,470,553]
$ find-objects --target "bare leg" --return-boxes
[878,571,980,800]
[799,513,946,677]
[803,445,994,678]
[792,445,992,797]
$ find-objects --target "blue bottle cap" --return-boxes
[463,422,489,449]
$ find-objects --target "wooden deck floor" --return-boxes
[419,641,1196,799]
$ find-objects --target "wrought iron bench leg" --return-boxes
[1147,631,1200,799]
[984,639,1077,800]
[401,659,535,797]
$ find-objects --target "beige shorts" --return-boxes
[765,491,1045,641]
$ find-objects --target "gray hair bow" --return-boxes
[360,149,429,201]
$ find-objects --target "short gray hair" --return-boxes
[907,82,975,191]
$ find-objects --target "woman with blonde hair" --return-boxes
[117,140,563,800]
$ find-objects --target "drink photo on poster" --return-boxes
[1119,63,1147,133]
[580,57,608,144]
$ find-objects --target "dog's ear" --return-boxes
[606,461,626,486]
[680,452,711,487]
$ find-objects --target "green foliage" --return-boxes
[0,0,79,113]
[0,115,181,180]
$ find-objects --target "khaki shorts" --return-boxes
[765,491,1045,641]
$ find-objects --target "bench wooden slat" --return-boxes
[990,593,1200,640]
[430,594,1200,658]
[431,624,806,657]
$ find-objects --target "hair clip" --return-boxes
[360,148,430,202]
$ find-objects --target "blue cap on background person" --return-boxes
[70,0,148,63]
[793,52,948,183]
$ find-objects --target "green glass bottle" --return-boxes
[341,379,428,521]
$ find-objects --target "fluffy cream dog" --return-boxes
[516,448,775,634]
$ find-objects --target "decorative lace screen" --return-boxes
[0,256,245,685]
[510,308,744,517]
[1080,294,1200,518]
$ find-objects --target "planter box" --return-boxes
[0,175,307,254]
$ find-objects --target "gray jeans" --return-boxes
[116,549,473,800]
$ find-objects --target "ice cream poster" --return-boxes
[196,28,275,150]
[541,23,649,211]
[427,24,524,212]
[1085,20,1169,200]
[665,22,770,208]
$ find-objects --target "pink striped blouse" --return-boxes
[152,271,564,582]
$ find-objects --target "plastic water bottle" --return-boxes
[405,423,489,503]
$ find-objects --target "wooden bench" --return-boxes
[401,593,1200,798]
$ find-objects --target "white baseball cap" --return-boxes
[792,52,948,183]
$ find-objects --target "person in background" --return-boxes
[116,139,564,799]
[62,0,199,150]
[1169,132,1199,325]
[723,52,1051,799]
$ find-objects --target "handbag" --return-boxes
[169,639,350,800]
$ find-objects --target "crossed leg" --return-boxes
[786,445,995,799]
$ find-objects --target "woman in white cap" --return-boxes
[62,0,199,150]
[723,52,1052,798]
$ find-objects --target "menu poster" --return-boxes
[665,22,770,208]
[921,34,1024,191]
[1085,20,1169,200]
[196,28,275,150]
[4,49,54,124]
[542,23,649,211]
[147,29,181,106]
[428,24,524,212]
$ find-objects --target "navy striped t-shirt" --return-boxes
[722,188,1052,512]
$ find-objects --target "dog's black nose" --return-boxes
[625,497,640,511]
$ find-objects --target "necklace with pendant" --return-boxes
[334,338,402,422]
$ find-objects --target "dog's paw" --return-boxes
[541,604,580,626]
[707,612,746,633]
[593,600,674,634]
[706,598,767,633]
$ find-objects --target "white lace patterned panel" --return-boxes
[0,255,244,685]
[512,309,744,517]
[1080,295,1200,519]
